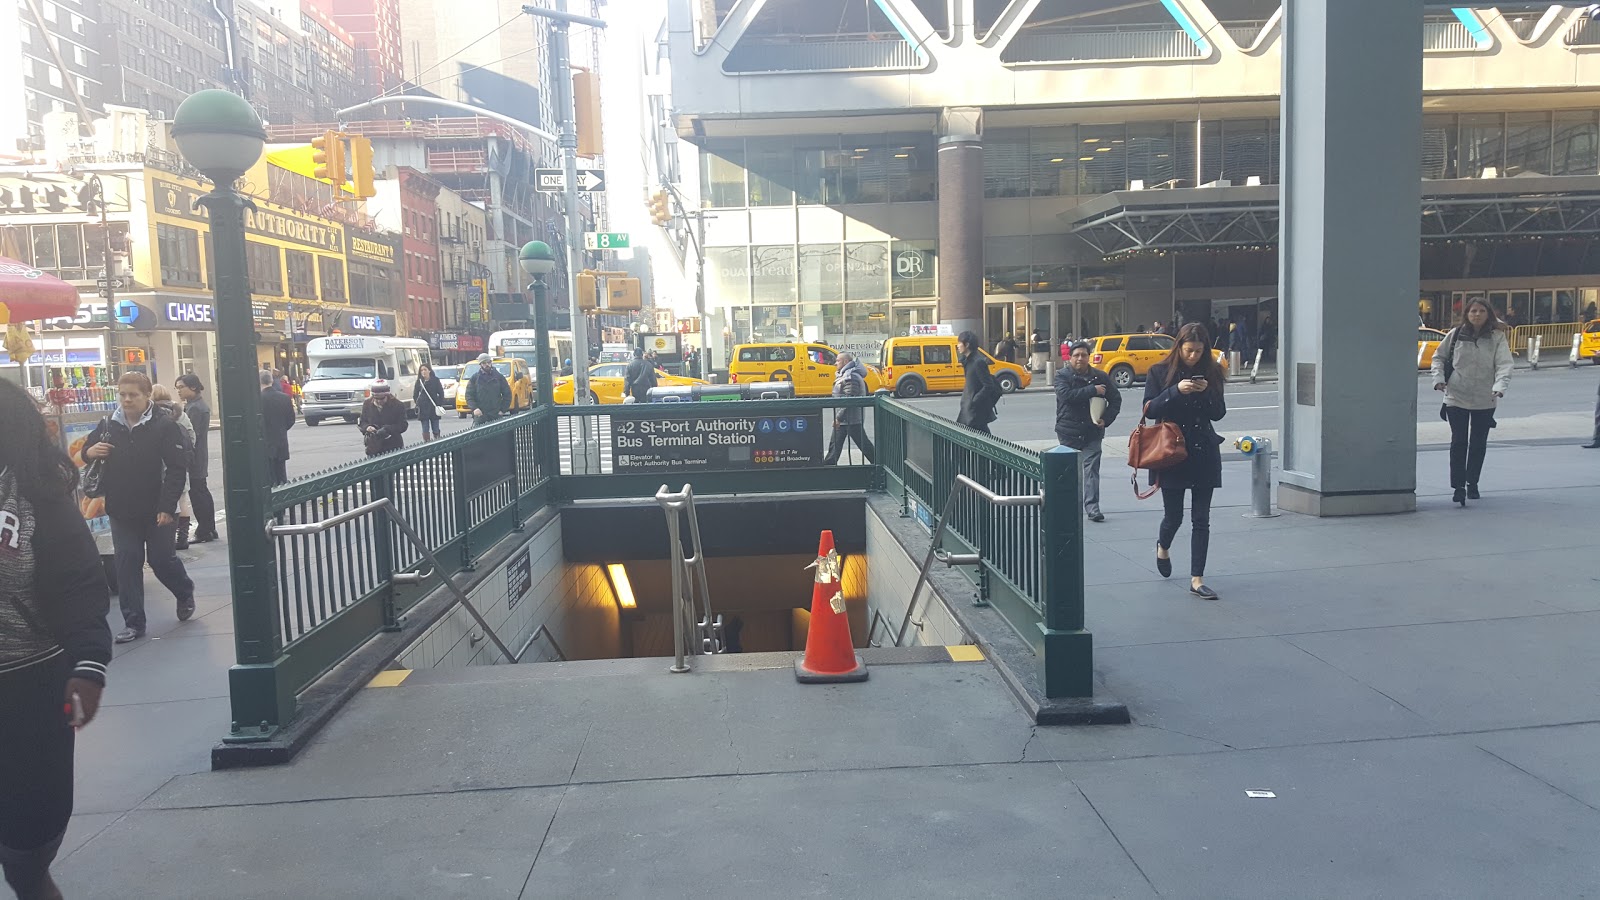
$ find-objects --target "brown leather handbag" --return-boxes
[1127,403,1187,500]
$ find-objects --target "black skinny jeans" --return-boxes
[0,656,74,895]
[1159,486,1214,578]
[1445,407,1494,489]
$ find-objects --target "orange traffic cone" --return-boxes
[795,530,868,684]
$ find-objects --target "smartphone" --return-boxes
[64,692,85,728]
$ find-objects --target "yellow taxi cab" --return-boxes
[456,357,534,416]
[1417,327,1449,370]
[551,362,708,404]
[728,342,883,397]
[878,335,1031,399]
[1579,319,1600,364]
[1088,333,1230,390]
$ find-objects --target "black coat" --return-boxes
[184,395,211,481]
[957,350,1002,429]
[1053,366,1122,450]
[81,408,188,524]
[359,397,409,454]
[261,386,296,462]
[626,357,659,401]
[414,373,445,419]
[1143,363,1227,490]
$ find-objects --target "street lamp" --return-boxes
[518,240,556,410]
[172,89,288,740]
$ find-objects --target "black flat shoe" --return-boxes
[1088,513,1106,523]
[1189,584,1219,600]
[1467,484,1480,500]
[1584,441,1600,449]
[1156,550,1172,578]
[192,532,219,543]
[1453,488,1466,507]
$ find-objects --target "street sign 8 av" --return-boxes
[584,232,630,251]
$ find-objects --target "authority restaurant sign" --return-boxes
[151,178,345,253]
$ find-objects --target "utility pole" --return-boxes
[523,0,606,472]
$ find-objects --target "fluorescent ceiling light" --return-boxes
[607,563,637,609]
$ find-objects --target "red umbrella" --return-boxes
[0,257,81,325]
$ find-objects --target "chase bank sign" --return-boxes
[349,314,384,332]
[164,301,215,325]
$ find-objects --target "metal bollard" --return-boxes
[1233,436,1279,519]
[1530,335,1542,371]
[1228,351,1242,376]
[1249,349,1263,384]
[1572,333,1583,368]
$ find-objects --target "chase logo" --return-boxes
[115,299,142,326]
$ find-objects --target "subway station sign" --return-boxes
[611,412,824,472]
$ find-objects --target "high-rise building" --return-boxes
[227,0,361,125]
[96,0,230,121]
[1,0,105,152]
[327,0,402,94]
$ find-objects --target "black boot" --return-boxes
[1467,484,1480,500]
[1453,488,1466,507]
[176,515,191,550]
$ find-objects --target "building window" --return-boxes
[1459,113,1504,178]
[795,141,841,205]
[701,145,746,208]
[746,140,794,207]
[1505,111,1552,177]
[750,245,796,302]
[1220,119,1271,184]
[246,241,283,295]
[31,225,57,268]
[1029,127,1076,198]
[286,249,316,299]
[887,135,936,202]
[798,244,843,302]
[1554,110,1599,176]
[707,246,750,305]
[844,242,888,301]
[890,240,936,299]
[1078,123,1127,194]
[1422,114,1458,179]
[839,140,889,204]
[1127,121,1178,189]
[984,132,1031,198]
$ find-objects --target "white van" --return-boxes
[302,336,432,426]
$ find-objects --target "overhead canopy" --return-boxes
[1064,175,1600,257]
[0,258,80,325]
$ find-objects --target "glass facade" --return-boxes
[700,135,937,209]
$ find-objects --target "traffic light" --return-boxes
[347,135,375,198]
[607,277,642,311]
[575,272,598,310]
[648,190,671,226]
[312,130,345,186]
[573,70,603,157]
[121,348,146,365]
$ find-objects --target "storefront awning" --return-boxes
[1063,176,1600,257]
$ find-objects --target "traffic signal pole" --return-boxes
[525,0,607,471]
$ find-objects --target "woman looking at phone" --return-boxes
[1144,323,1228,599]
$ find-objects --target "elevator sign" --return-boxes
[611,412,824,472]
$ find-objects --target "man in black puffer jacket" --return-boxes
[1054,340,1122,523]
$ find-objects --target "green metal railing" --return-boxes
[227,394,1093,741]
[875,402,1091,697]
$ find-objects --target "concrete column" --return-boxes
[937,106,983,338]
[1277,0,1422,517]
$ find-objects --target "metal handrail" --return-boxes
[515,624,568,663]
[268,498,517,664]
[891,474,1042,648]
[655,484,719,673]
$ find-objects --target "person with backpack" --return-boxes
[150,385,196,550]
[78,372,195,643]
[1431,297,1513,505]
[994,333,1018,364]
[0,380,112,900]
[956,331,1002,435]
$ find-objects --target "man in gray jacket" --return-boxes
[824,352,875,465]
[175,374,216,542]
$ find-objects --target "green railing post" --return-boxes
[372,472,399,631]
[1039,446,1094,698]
[452,449,474,570]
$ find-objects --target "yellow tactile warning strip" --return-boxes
[946,645,985,662]
[367,669,413,688]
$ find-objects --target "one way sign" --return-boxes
[534,168,606,193]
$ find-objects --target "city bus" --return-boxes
[488,329,576,376]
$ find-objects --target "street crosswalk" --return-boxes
[557,417,614,475]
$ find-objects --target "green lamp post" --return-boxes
[172,89,290,741]
[518,240,557,410]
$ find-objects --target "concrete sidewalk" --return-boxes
[51,441,1600,898]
